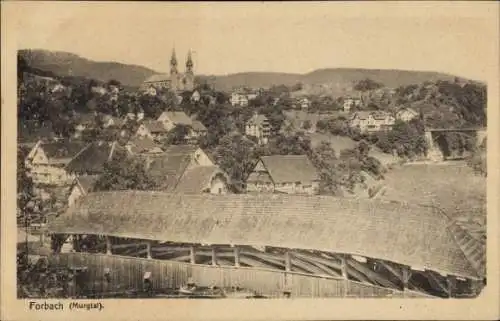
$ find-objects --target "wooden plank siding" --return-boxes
[48,252,434,298]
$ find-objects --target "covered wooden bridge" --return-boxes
[46,191,485,298]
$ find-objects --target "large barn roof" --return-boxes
[47,191,484,279]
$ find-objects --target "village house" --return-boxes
[67,175,100,208]
[73,113,97,138]
[65,141,128,176]
[90,85,107,96]
[102,115,125,129]
[349,111,396,133]
[246,155,320,195]
[157,111,193,131]
[230,92,249,107]
[145,145,231,194]
[343,97,362,112]
[25,140,88,186]
[245,113,271,145]
[125,137,164,155]
[299,97,311,109]
[188,120,208,141]
[143,86,157,96]
[190,90,201,103]
[396,107,420,122]
[135,120,170,141]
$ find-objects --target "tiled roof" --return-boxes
[48,191,484,279]
[258,155,319,184]
[41,141,88,160]
[143,120,168,133]
[247,114,268,126]
[66,142,124,174]
[127,137,162,154]
[159,111,193,126]
[76,175,100,193]
[191,120,207,132]
[173,166,228,194]
[146,154,191,190]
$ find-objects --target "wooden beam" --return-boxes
[211,247,217,266]
[234,246,240,267]
[339,254,348,279]
[347,258,399,289]
[284,250,292,272]
[339,254,348,297]
[402,266,411,290]
[189,246,196,264]
[106,236,112,255]
[447,275,456,298]
[146,242,152,259]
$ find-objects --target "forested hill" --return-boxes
[19,49,477,93]
[19,49,158,88]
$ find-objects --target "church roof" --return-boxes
[144,74,171,83]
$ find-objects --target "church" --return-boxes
[142,49,195,93]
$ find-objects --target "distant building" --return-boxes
[102,115,124,129]
[246,155,320,195]
[65,141,127,176]
[230,92,249,107]
[299,97,311,109]
[143,86,157,96]
[141,49,195,93]
[126,137,164,155]
[145,145,231,194]
[191,90,201,103]
[245,113,271,145]
[136,120,169,140]
[157,111,193,131]
[349,111,395,133]
[25,140,87,186]
[343,97,361,112]
[396,108,419,122]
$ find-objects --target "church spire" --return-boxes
[170,48,178,74]
[186,50,193,72]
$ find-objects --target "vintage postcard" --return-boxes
[1,1,499,320]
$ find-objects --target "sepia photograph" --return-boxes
[2,1,499,320]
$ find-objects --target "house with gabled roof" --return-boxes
[136,120,169,140]
[246,155,320,195]
[65,141,128,176]
[144,145,230,194]
[26,140,88,186]
[349,111,395,133]
[126,137,163,155]
[157,111,193,131]
[396,107,419,122]
[67,175,100,208]
[245,113,271,145]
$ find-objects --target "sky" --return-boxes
[7,2,499,81]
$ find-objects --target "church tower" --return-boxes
[184,50,195,91]
[170,48,179,91]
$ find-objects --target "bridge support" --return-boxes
[476,129,487,147]
[424,130,444,162]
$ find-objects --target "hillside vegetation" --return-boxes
[19,49,157,89]
[19,49,473,94]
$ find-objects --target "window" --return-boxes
[218,188,222,194]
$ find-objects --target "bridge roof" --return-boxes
[47,191,484,279]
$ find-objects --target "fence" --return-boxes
[49,252,434,298]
